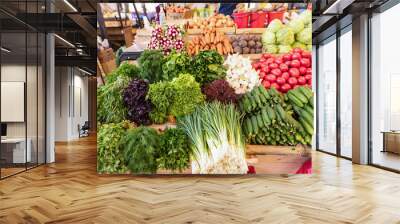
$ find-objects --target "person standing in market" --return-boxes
[218,3,238,16]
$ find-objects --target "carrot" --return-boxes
[217,43,223,55]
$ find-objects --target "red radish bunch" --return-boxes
[149,25,184,55]
[252,48,312,93]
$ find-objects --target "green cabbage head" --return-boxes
[266,19,283,33]
[263,45,278,54]
[278,45,292,54]
[288,19,304,34]
[296,27,312,44]
[276,27,295,45]
[262,30,276,45]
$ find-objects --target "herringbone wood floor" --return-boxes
[1,136,400,224]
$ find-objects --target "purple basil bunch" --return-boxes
[123,79,152,125]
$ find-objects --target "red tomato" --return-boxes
[306,67,312,74]
[289,68,300,78]
[269,63,278,69]
[259,71,266,79]
[285,61,291,66]
[307,79,312,85]
[262,66,269,73]
[292,52,301,60]
[265,74,277,83]
[281,72,290,80]
[282,54,292,62]
[293,84,300,89]
[265,58,275,65]
[288,77,298,86]
[280,83,291,93]
[259,58,266,63]
[271,83,280,91]
[301,51,311,59]
[276,77,286,85]
[274,58,283,65]
[300,58,311,67]
[262,80,271,88]
[270,68,282,77]
[298,76,306,85]
[299,66,307,75]
[263,53,272,59]
[292,48,303,54]
[305,74,312,80]
[290,60,301,68]
[279,63,289,72]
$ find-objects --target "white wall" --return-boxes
[55,67,89,141]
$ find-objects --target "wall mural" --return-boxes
[97,2,313,175]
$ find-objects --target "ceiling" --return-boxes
[0,0,97,74]
[312,0,392,43]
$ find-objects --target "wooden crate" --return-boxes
[186,27,236,35]
[236,28,266,34]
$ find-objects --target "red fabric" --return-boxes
[295,158,312,174]
[247,165,256,174]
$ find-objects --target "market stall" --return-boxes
[97,3,313,175]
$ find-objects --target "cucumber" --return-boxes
[256,114,264,129]
[243,97,252,112]
[299,117,314,136]
[266,106,276,122]
[291,88,308,104]
[275,104,287,122]
[299,86,313,100]
[251,116,259,134]
[300,109,313,127]
[256,87,267,104]
[261,108,271,125]
[287,92,304,108]
[258,86,271,100]
[304,105,314,117]
[246,118,253,135]
[309,95,314,107]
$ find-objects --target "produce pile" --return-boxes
[187,14,235,30]
[148,25,185,55]
[239,85,313,146]
[253,49,312,93]
[262,10,312,53]
[186,28,233,56]
[98,9,314,174]
[231,35,263,54]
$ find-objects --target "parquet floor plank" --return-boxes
[0,135,400,223]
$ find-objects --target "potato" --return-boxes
[250,48,256,54]
[233,46,242,54]
[243,47,250,54]
[248,40,256,47]
[239,40,247,47]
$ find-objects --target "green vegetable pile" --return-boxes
[97,76,130,124]
[97,121,133,173]
[106,62,141,84]
[262,10,312,53]
[286,87,314,145]
[147,81,174,124]
[122,126,161,173]
[190,50,226,85]
[157,128,191,172]
[121,126,191,174]
[170,73,205,117]
[238,85,313,146]
[162,52,191,81]
[138,50,165,83]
